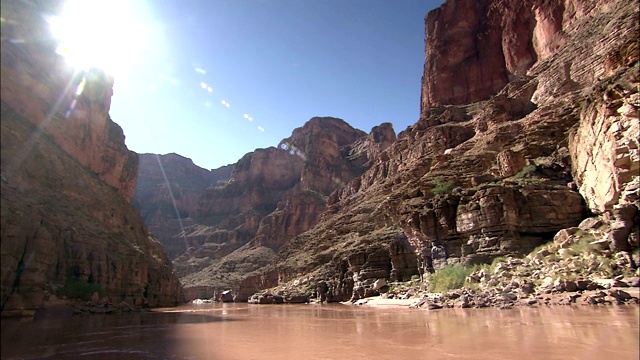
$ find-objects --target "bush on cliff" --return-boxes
[57,280,106,301]
[428,264,474,293]
[431,177,454,196]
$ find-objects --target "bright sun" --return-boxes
[48,0,151,76]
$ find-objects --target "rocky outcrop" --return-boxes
[0,0,182,316]
[0,0,138,201]
[277,116,370,194]
[569,67,639,213]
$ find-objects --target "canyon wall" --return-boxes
[132,0,637,303]
[132,153,233,259]
[260,0,639,302]
[420,0,622,111]
[0,0,182,315]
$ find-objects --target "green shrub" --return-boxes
[569,237,597,254]
[432,177,454,196]
[490,256,506,268]
[428,264,473,293]
[57,280,105,301]
[513,165,536,179]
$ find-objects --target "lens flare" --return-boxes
[48,0,152,76]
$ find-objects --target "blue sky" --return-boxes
[108,0,445,170]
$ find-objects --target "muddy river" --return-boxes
[1,303,638,359]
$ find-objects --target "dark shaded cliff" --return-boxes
[1,0,182,315]
[0,1,138,200]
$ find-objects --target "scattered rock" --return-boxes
[579,218,603,230]
[564,280,578,292]
[284,293,309,304]
[608,289,632,301]
[220,290,234,303]
[373,278,387,291]
[623,277,640,287]
[554,228,579,245]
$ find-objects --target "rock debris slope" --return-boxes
[1,0,182,316]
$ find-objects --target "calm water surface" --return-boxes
[1,303,638,360]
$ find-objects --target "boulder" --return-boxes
[220,290,234,303]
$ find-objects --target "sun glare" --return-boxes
[48,0,151,76]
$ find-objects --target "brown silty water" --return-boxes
[1,303,638,360]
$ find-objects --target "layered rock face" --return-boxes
[246,0,638,302]
[569,68,639,213]
[1,0,182,315]
[277,117,369,194]
[420,0,625,110]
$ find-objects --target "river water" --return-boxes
[1,303,638,360]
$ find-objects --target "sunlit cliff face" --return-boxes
[47,0,156,77]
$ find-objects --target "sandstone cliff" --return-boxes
[0,0,182,315]
[420,0,621,110]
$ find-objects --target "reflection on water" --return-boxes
[1,304,638,360]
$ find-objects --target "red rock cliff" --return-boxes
[420,0,604,111]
